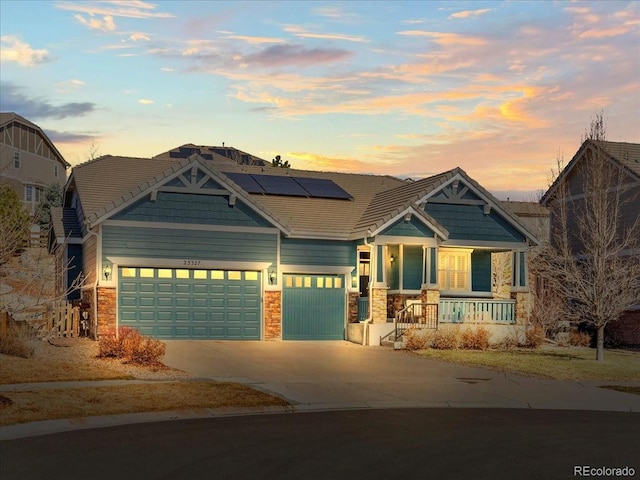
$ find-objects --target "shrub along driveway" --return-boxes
[162,341,640,412]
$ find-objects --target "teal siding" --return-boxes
[381,219,435,237]
[67,244,83,300]
[281,238,356,266]
[103,225,276,264]
[471,250,492,292]
[403,245,423,290]
[376,245,384,283]
[113,192,273,227]
[424,203,525,242]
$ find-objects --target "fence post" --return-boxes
[0,312,8,338]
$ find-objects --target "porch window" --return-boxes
[438,248,472,292]
[358,249,370,296]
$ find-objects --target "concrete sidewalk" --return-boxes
[2,341,639,441]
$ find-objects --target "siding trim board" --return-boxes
[107,257,272,272]
[281,265,354,275]
[104,219,280,236]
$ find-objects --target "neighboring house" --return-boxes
[154,143,269,166]
[51,153,539,344]
[541,140,640,346]
[502,201,549,242]
[0,112,70,214]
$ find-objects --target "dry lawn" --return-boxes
[413,346,640,382]
[0,338,288,425]
[0,382,289,426]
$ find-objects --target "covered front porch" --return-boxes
[350,243,531,346]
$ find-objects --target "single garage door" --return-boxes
[119,267,261,339]
[282,274,345,340]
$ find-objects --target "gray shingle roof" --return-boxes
[50,207,82,239]
[541,139,640,206]
[0,112,71,167]
[69,154,538,243]
[71,155,189,226]
[213,163,407,238]
[597,140,640,177]
[154,144,270,167]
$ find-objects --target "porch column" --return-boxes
[421,246,440,305]
[510,250,531,325]
[370,243,388,323]
[420,288,440,305]
[371,287,388,323]
[510,291,532,325]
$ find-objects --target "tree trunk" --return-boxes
[596,325,605,362]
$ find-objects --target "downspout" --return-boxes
[361,232,373,346]
[85,226,100,340]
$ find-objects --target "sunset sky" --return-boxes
[1,1,638,199]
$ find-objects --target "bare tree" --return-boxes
[0,183,83,319]
[536,114,640,361]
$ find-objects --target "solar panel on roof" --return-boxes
[252,175,309,196]
[223,172,353,200]
[294,177,352,200]
[223,172,265,194]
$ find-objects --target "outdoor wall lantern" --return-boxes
[268,268,277,285]
[390,254,395,264]
[351,272,358,288]
[103,263,112,281]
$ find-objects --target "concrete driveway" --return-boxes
[163,340,640,412]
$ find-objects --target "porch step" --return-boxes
[380,338,406,350]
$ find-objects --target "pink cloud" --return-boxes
[242,44,351,68]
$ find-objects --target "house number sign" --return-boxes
[183,260,202,266]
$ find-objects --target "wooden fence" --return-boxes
[42,301,81,338]
[0,302,82,339]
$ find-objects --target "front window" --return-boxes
[438,248,472,292]
[54,164,59,177]
[14,152,20,168]
[25,185,33,202]
[358,250,370,296]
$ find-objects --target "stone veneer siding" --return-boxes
[371,287,388,323]
[348,292,359,323]
[421,288,440,305]
[510,291,532,325]
[264,290,282,340]
[387,294,420,319]
[96,287,117,337]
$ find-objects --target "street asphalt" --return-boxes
[1,408,638,480]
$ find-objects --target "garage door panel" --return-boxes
[192,311,208,321]
[157,297,173,307]
[119,267,261,339]
[283,274,344,340]
[193,284,208,294]
[139,297,156,307]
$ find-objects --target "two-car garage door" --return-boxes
[118,267,346,340]
[118,267,261,339]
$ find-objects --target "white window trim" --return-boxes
[437,247,473,293]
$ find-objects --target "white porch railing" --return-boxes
[439,298,515,323]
